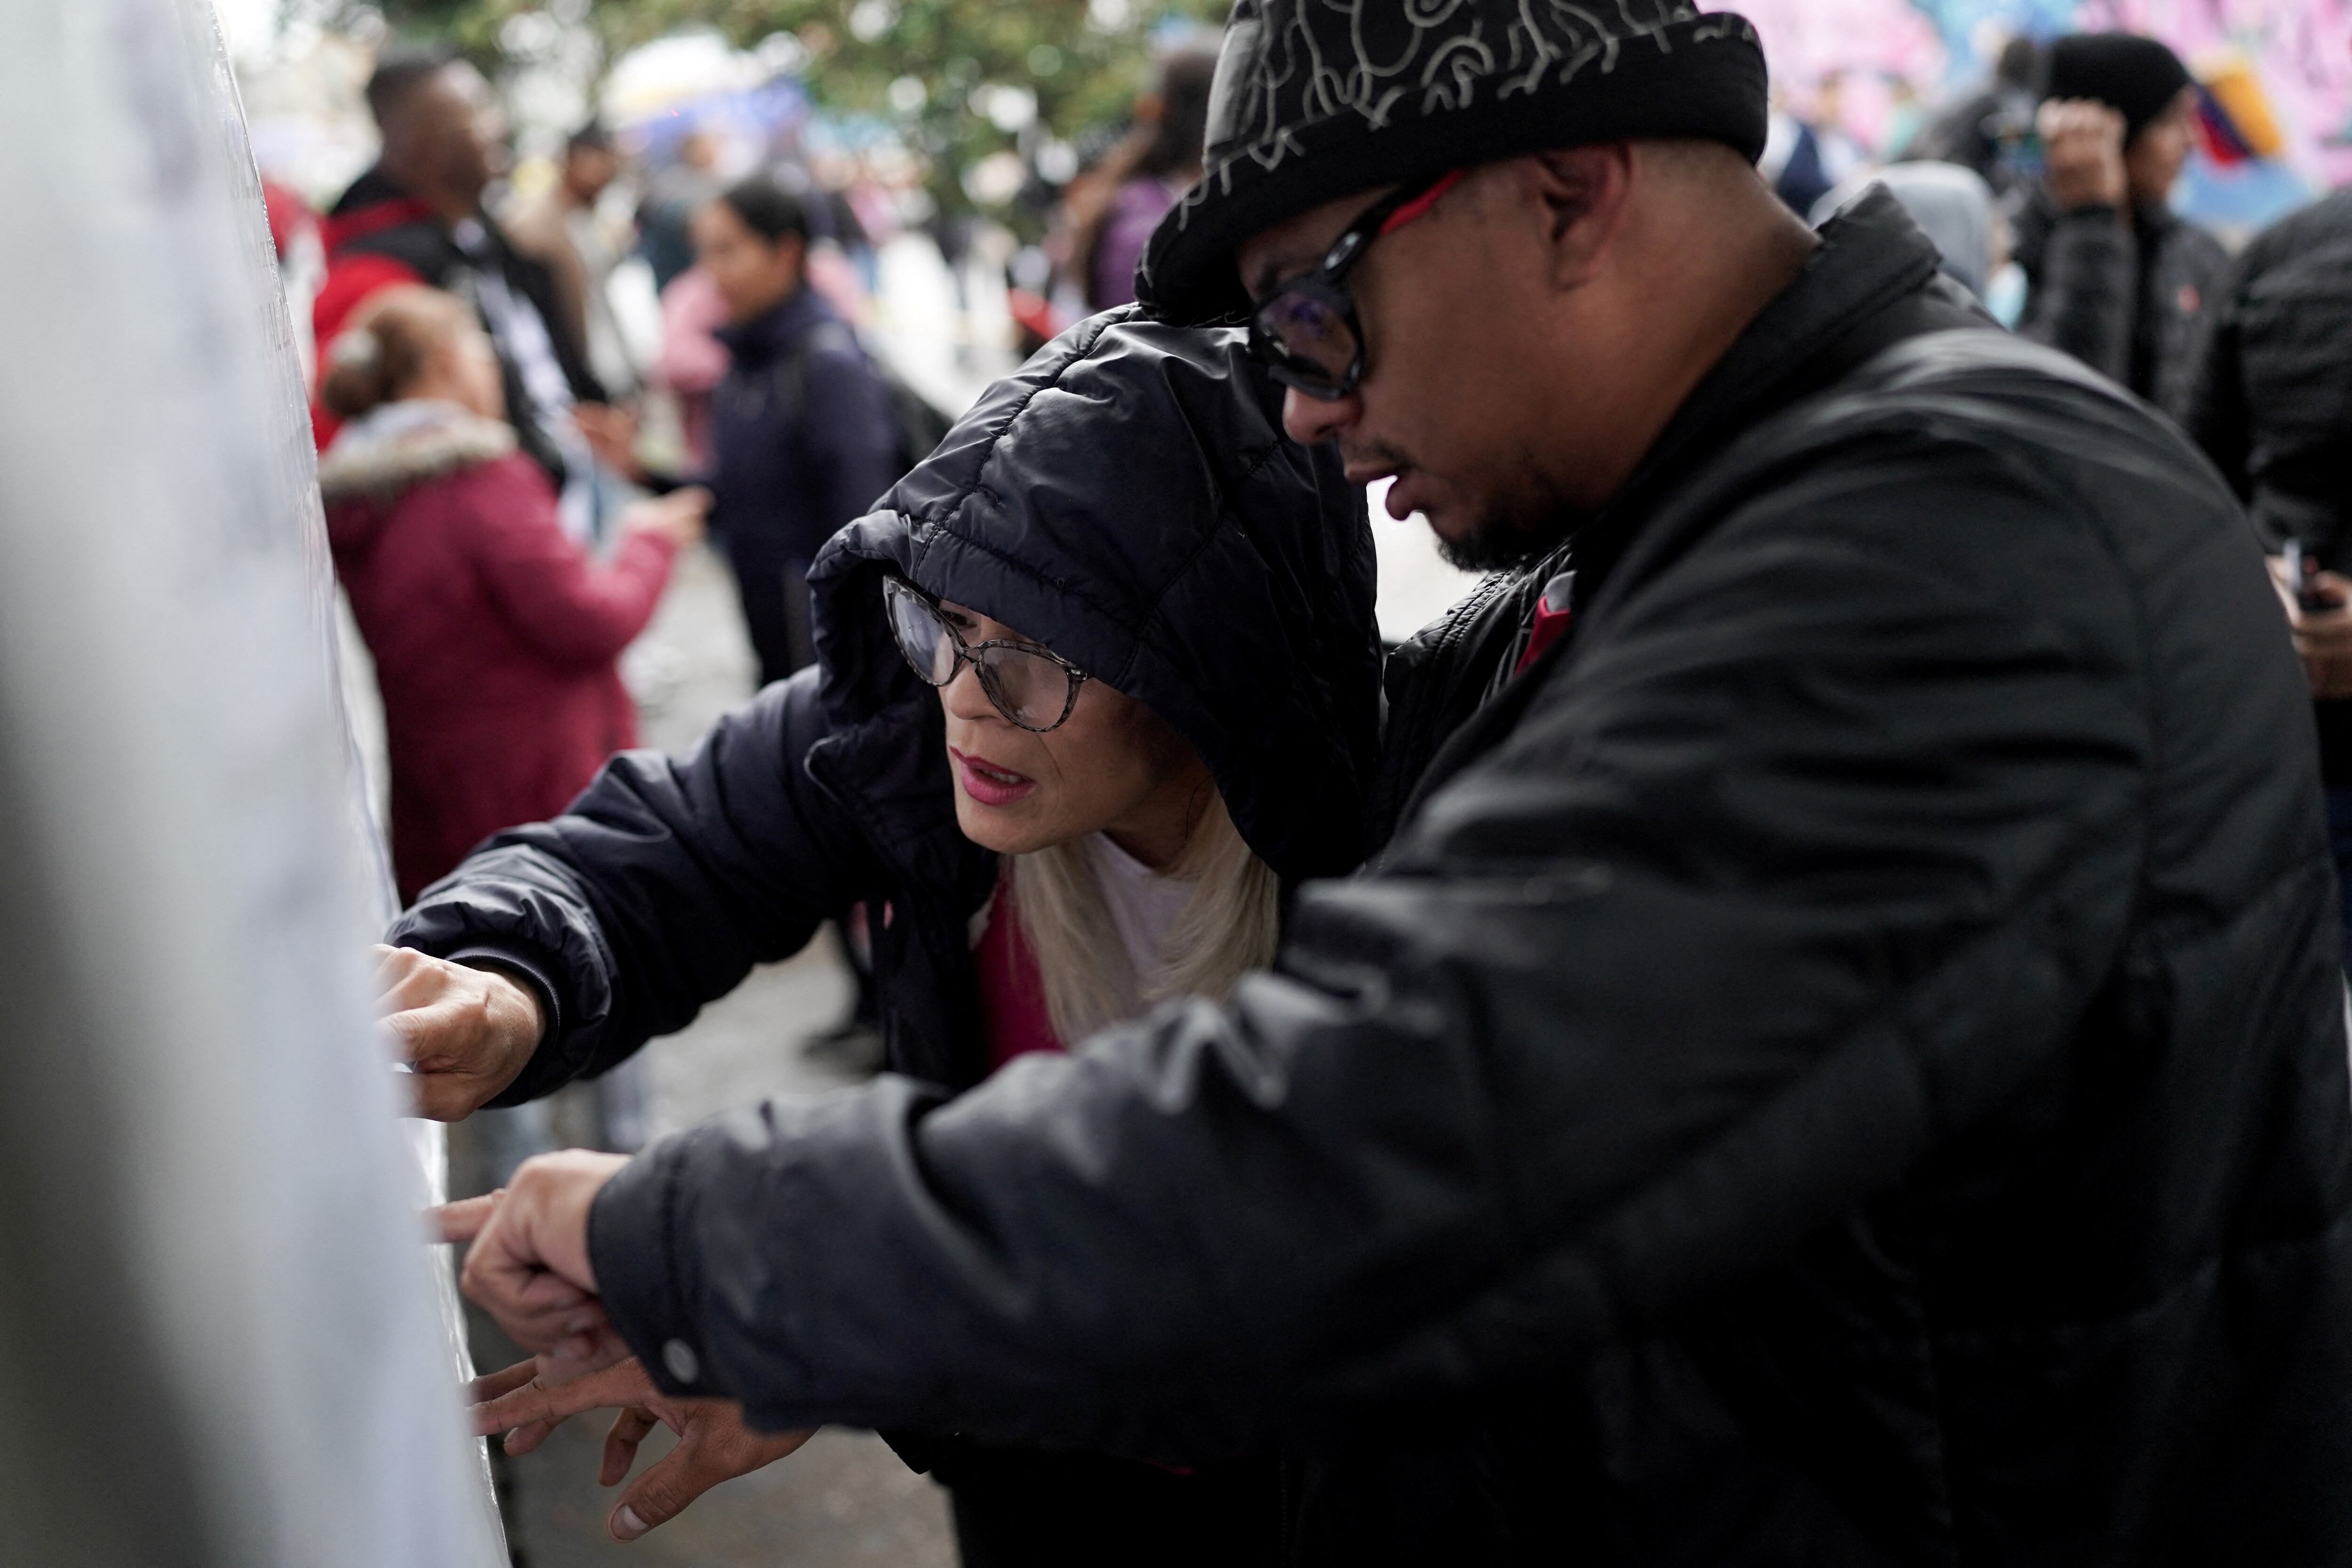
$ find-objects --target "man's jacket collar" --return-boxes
[1569,190,1949,607]
[1372,195,1963,850]
[1646,191,1945,471]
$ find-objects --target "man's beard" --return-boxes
[1433,487,1580,574]
[1348,438,1578,574]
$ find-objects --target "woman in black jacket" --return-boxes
[584,176,906,687]
[395,311,1380,1560]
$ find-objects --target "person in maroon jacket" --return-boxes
[318,285,706,903]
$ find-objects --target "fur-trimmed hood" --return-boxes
[318,399,516,506]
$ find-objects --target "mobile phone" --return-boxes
[2284,539,2335,613]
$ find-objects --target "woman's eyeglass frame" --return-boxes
[1247,168,1466,403]
[882,576,1091,733]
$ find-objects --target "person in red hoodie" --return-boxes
[318,285,706,904]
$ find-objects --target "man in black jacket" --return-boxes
[411,3,2352,1560]
[317,49,605,505]
[2013,32,2227,412]
[2181,185,2352,970]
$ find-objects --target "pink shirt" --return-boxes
[974,870,1063,1071]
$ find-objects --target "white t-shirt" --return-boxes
[1089,832,1195,983]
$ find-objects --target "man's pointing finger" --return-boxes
[433,1193,498,1245]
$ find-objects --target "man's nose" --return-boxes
[1284,385,1360,447]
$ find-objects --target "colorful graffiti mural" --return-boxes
[2080,1,2352,184]
[1736,0,2351,214]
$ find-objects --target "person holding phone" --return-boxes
[2182,183,2352,967]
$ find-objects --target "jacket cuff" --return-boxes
[589,1141,714,1399]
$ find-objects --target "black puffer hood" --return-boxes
[808,309,1379,882]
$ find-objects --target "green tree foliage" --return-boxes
[335,0,1227,212]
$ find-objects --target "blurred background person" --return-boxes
[316,47,611,538]
[317,285,700,906]
[2180,183,2352,968]
[1910,34,2044,197]
[1065,47,1217,313]
[1813,161,2012,311]
[318,285,702,1171]
[800,177,879,325]
[821,185,880,295]
[637,126,725,293]
[2014,32,2225,411]
[507,120,643,406]
[586,177,901,689]
[652,258,730,473]
[1762,74,1863,219]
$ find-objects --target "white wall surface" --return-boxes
[0,4,503,1564]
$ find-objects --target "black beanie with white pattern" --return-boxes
[1137,1,1769,325]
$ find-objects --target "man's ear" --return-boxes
[1521,144,1637,290]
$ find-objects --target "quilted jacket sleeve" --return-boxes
[2018,208,2139,387]
[389,670,865,1104]
[583,426,2233,1459]
[2177,251,2254,500]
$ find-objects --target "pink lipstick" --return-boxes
[950,747,1037,807]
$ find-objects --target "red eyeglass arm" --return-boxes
[1378,168,1468,237]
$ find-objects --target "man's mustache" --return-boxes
[1338,436,1418,474]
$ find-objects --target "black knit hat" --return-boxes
[1137,2,1769,325]
[2043,33,2193,146]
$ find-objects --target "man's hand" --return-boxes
[437,1149,627,1353]
[2273,562,2352,700]
[468,1355,813,1542]
[375,945,546,1120]
[2038,99,2129,212]
[573,402,645,481]
[622,487,710,551]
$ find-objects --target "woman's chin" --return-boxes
[953,793,1056,856]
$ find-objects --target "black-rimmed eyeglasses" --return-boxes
[882,577,1090,732]
[1248,168,1465,402]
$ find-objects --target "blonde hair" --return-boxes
[1011,788,1279,1044]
